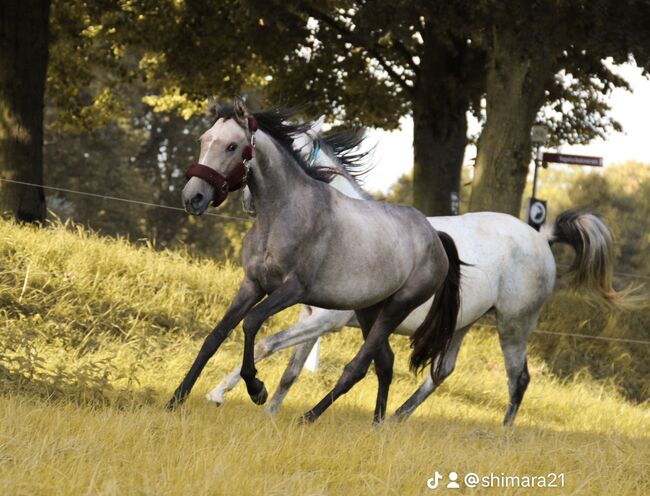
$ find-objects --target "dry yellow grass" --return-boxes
[1,219,649,495]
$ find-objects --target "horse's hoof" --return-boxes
[391,409,410,422]
[250,384,268,405]
[166,398,179,411]
[264,403,280,416]
[205,391,224,407]
[299,411,317,424]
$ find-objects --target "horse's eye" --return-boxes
[226,143,237,152]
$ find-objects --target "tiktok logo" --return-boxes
[427,472,443,489]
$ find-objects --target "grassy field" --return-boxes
[1,218,649,495]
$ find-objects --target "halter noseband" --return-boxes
[185,115,258,207]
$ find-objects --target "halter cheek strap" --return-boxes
[185,115,258,206]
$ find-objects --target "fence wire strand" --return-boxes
[0,177,250,222]
[1,176,649,347]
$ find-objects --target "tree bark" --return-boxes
[0,0,51,222]
[412,99,467,216]
[468,29,553,216]
[412,31,471,217]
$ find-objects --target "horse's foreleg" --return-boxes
[240,278,305,405]
[265,338,317,414]
[166,279,264,409]
[393,325,472,421]
[206,308,352,407]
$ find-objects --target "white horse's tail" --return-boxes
[546,209,644,309]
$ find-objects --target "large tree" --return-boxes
[0,0,51,222]
[468,0,650,215]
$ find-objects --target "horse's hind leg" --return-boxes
[265,338,317,415]
[496,312,538,426]
[393,325,471,421]
[372,340,395,423]
[302,293,426,423]
[355,305,395,424]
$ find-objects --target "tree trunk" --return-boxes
[412,102,466,216]
[468,30,553,216]
[0,0,51,222]
[412,32,471,217]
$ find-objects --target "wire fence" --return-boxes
[0,177,250,223]
[480,324,650,346]
[4,176,650,281]
[1,176,649,347]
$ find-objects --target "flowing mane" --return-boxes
[316,129,375,200]
[321,128,375,182]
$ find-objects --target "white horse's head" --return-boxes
[183,97,253,215]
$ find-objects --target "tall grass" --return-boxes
[0,218,649,495]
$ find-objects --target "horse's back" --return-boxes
[432,212,556,319]
[300,193,444,310]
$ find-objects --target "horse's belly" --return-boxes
[394,270,495,335]
[303,281,402,310]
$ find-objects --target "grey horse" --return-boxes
[167,98,462,423]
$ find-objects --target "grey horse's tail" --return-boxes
[410,231,462,383]
[546,208,643,309]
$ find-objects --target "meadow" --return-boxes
[1,218,649,495]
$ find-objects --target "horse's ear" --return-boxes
[206,97,221,118]
[233,96,249,124]
[309,115,326,136]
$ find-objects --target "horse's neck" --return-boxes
[248,131,313,216]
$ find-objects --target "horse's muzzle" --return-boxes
[184,191,213,215]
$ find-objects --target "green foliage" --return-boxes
[377,165,475,213]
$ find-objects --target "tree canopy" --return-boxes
[2,0,649,253]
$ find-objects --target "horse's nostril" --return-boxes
[191,193,204,209]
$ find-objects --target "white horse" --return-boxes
[207,120,628,425]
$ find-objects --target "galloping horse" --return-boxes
[168,98,461,423]
[206,121,631,425]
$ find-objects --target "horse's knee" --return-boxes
[376,358,394,385]
[242,316,258,335]
[375,344,394,375]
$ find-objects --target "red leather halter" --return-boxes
[185,115,258,207]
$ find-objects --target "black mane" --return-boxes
[321,128,375,184]
[211,104,338,183]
